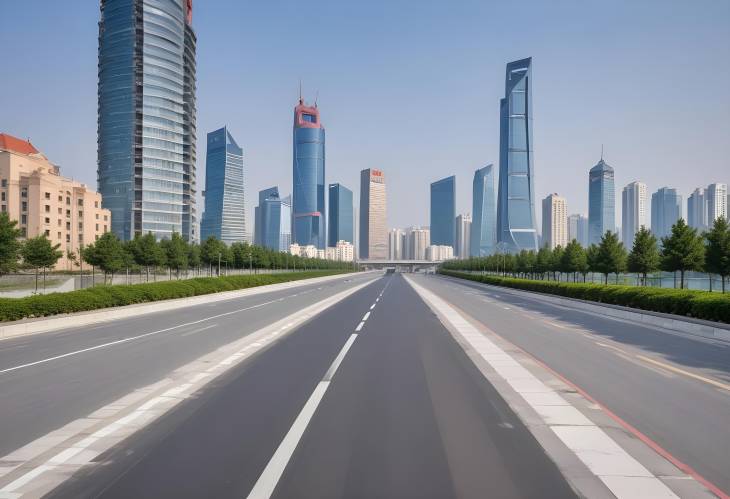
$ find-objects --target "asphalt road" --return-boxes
[0,272,375,457]
[48,273,577,499]
[413,273,730,496]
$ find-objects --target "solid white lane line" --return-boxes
[0,296,286,376]
[405,277,679,499]
[355,322,365,332]
[180,324,217,337]
[247,334,359,499]
[362,311,371,321]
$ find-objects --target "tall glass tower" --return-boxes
[328,183,353,246]
[496,58,538,253]
[292,97,325,249]
[98,0,197,242]
[255,187,283,251]
[651,187,682,240]
[471,165,496,256]
[588,158,615,245]
[200,127,245,244]
[430,176,456,247]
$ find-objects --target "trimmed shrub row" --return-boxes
[0,271,349,322]
[439,270,730,324]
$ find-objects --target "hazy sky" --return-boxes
[1,0,728,233]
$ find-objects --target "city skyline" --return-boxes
[2,2,728,234]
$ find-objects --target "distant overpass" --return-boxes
[356,260,441,272]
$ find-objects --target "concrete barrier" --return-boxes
[443,275,730,344]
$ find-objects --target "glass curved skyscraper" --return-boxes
[430,176,456,247]
[292,97,325,249]
[98,0,197,241]
[471,165,496,256]
[497,57,538,253]
[588,158,615,245]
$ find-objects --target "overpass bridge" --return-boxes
[356,259,441,272]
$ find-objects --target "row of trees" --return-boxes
[443,217,730,292]
[0,213,351,289]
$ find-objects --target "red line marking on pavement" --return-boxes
[515,338,729,499]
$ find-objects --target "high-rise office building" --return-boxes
[359,168,387,259]
[292,96,325,249]
[621,181,647,249]
[200,127,245,244]
[388,228,404,260]
[588,157,615,244]
[98,0,197,242]
[328,183,353,246]
[455,214,472,258]
[707,183,728,225]
[497,58,538,253]
[471,165,496,257]
[430,176,456,248]
[567,214,589,247]
[687,188,707,232]
[254,187,288,251]
[541,194,567,249]
[651,187,682,240]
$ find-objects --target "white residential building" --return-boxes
[455,214,472,259]
[621,181,647,249]
[425,245,454,261]
[541,193,568,249]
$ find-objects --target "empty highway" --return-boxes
[0,272,727,498]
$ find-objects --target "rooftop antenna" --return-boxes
[298,79,303,104]
[314,90,319,108]
[601,144,604,161]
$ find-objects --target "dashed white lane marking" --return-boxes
[370,304,376,310]
[362,311,371,321]
[355,322,365,332]
[181,324,218,337]
[247,334,359,499]
[405,276,679,499]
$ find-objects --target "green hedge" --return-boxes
[0,271,350,322]
[439,270,730,324]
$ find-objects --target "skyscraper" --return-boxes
[292,96,325,249]
[687,188,707,232]
[651,187,682,240]
[255,187,289,252]
[567,214,589,247]
[621,181,647,249]
[541,194,567,249]
[328,183,353,246]
[200,127,245,244]
[497,58,538,253]
[388,228,404,260]
[588,157,615,244]
[430,176,456,247]
[707,183,728,225]
[455,214,472,258]
[359,169,387,259]
[406,227,430,260]
[98,0,197,242]
[471,165,496,257]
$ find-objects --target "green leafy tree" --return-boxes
[535,246,552,279]
[130,232,165,281]
[187,243,201,276]
[660,219,705,289]
[627,227,660,286]
[21,235,62,292]
[0,213,22,275]
[200,236,227,275]
[561,240,587,282]
[83,232,126,284]
[161,232,188,279]
[593,231,627,284]
[704,216,730,292]
[550,245,565,281]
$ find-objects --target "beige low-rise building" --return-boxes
[0,133,111,270]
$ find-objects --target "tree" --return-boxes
[66,249,78,271]
[627,227,660,286]
[160,232,188,279]
[21,235,62,292]
[660,219,705,289]
[83,232,126,284]
[704,216,730,292]
[550,245,565,281]
[593,231,627,284]
[187,243,201,276]
[200,236,226,275]
[130,232,165,281]
[561,240,587,282]
[0,213,22,275]
[535,246,552,279]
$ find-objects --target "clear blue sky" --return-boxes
[1,0,728,231]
